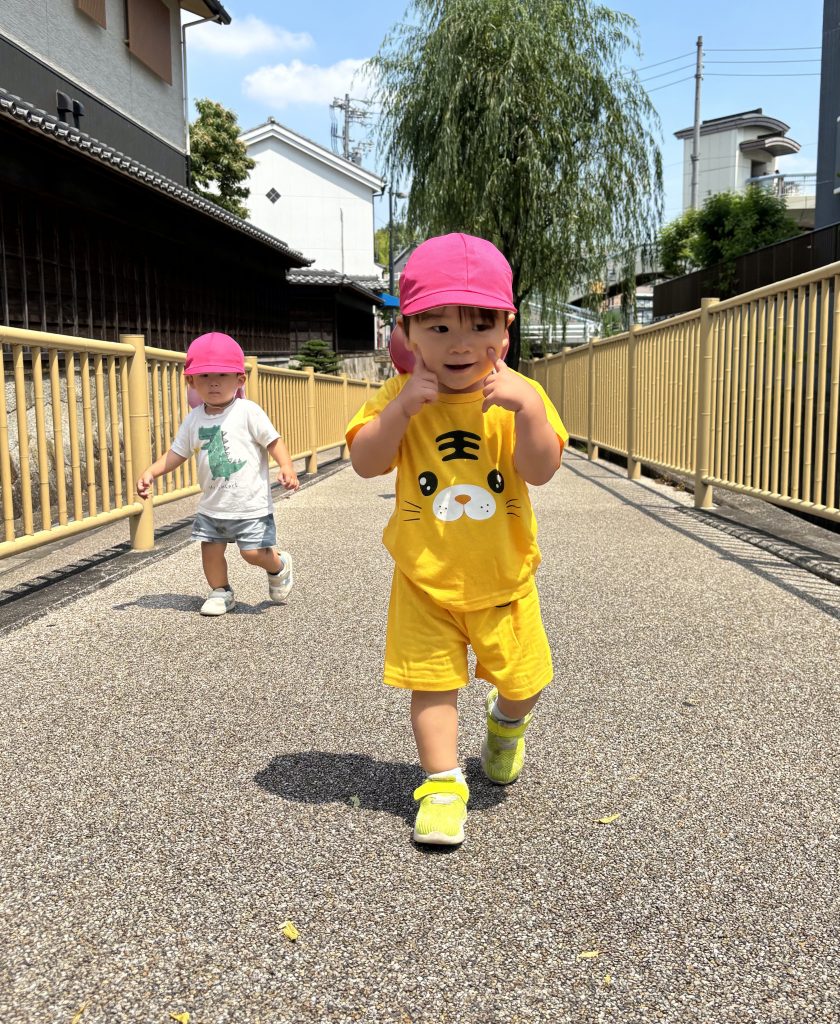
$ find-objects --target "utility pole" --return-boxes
[388,185,408,315]
[690,35,703,210]
[330,94,371,162]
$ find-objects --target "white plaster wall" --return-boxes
[245,140,380,276]
[3,0,185,151]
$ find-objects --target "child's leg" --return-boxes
[410,689,459,774]
[410,688,469,847]
[240,546,282,573]
[201,542,230,589]
[494,691,542,722]
[471,588,553,785]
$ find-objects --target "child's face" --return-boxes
[403,306,512,393]
[186,372,245,407]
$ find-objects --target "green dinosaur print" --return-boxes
[198,425,247,480]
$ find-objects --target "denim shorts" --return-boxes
[191,512,277,550]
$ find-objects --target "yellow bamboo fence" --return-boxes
[522,261,840,524]
[0,327,378,559]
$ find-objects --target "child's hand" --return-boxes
[278,466,300,491]
[482,348,537,414]
[396,351,438,417]
[136,470,155,500]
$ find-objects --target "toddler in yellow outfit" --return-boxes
[346,233,567,846]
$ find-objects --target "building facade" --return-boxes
[0,0,227,183]
[0,0,382,356]
[241,118,384,279]
[675,109,801,212]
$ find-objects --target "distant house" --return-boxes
[241,118,384,279]
[0,0,380,357]
[239,118,386,356]
[675,108,812,229]
[675,109,801,208]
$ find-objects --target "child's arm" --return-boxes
[350,353,438,477]
[482,348,562,486]
[137,450,188,499]
[267,435,300,491]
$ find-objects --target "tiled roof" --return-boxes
[287,268,385,302]
[0,87,308,265]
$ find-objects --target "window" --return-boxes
[266,188,280,204]
[126,0,173,85]
[76,0,106,27]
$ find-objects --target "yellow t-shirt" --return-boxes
[345,371,568,611]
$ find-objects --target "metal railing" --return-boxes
[0,329,377,559]
[745,172,816,201]
[523,261,840,524]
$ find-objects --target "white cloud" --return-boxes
[189,16,313,58]
[244,58,372,109]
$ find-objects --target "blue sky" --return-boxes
[184,0,823,232]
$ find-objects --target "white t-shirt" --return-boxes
[171,399,280,519]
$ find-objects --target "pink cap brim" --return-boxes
[401,289,516,317]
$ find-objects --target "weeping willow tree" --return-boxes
[368,0,663,368]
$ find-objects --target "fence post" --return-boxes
[695,297,719,509]
[626,323,641,480]
[560,348,566,419]
[124,334,154,550]
[587,336,599,461]
[305,365,318,475]
[245,356,260,403]
[340,373,350,461]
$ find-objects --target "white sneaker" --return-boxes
[268,551,294,603]
[200,587,235,616]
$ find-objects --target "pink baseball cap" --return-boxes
[399,233,516,316]
[185,332,245,375]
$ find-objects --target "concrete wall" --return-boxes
[816,0,840,229]
[2,0,186,152]
[682,128,776,210]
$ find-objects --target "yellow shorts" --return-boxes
[384,569,553,701]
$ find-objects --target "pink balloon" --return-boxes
[388,323,414,374]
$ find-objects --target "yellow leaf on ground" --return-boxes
[603,974,613,985]
[282,920,300,941]
[349,795,361,808]
[70,1004,90,1024]
[579,950,601,959]
[169,1015,190,1024]
[597,814,621,825]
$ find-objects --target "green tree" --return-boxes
[657,187,799,292]
[368,0,662,368]
[374,220,412,270]
[658,208,698,278]
[189,99,255,219]
[295,339,342,375]
[690,186,798,270]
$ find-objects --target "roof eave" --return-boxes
[180,1,232,24]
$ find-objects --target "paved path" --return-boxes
[1,451,838,1023]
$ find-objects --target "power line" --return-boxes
[636,51,695,72]
[705,58,820,64]
[640,63,695,82]
[705,46,820,52]
[706,71,820,77]
[647,75,694,93]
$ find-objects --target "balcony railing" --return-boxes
[746,172,816,200]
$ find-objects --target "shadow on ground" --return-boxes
[254,751,507,825]
[112,593,268,614]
